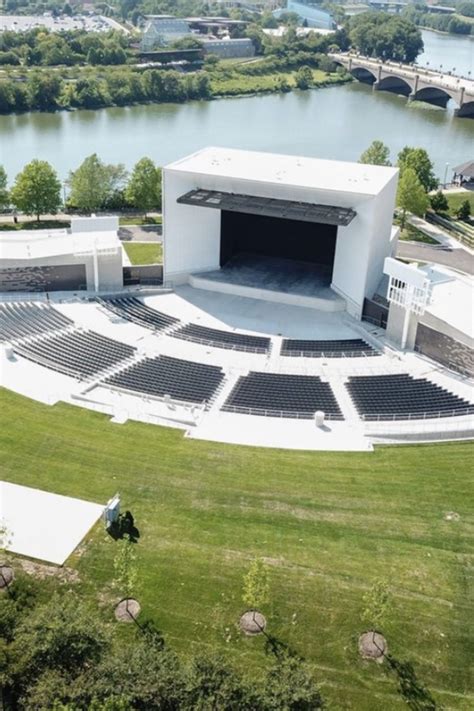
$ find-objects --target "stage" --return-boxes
[189,254,346,311]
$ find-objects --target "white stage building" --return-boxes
[163,147,399,318]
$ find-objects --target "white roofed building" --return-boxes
[0,216,123,293]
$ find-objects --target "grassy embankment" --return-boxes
[123,241,162,265]
[445,191,474,217]
[1,388,473,710]
[210,67,348,97]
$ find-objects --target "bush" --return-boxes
[456,199,471,221]
[429,190,449,213]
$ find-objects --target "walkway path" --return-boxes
[397,241,474,275]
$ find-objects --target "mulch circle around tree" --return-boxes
[444,511,460,522]
[114,598,141,622]
[239,610,267,636]
[0,566,14,589]
[359,632,387,663]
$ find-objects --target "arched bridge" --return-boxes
[329,53,474,118]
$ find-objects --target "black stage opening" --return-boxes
[220,210,337,280]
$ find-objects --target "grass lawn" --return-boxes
[118,215,162,226]
[211,69,347,96]
[1,388,473,709]
[0,219,70,231]
[445,192,474,217]
[123,241,162,265]
[398,222,439,244]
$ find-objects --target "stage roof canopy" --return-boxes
[177,188,357,226]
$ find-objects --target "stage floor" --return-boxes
[196,253,341,301]
[191,254,345,311]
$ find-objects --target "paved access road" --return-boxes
[397,241,474,275]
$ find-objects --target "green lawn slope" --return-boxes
[1,388,472,709]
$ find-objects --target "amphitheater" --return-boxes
[1,148,473,453]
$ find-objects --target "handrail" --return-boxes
[361,408,474,422]
[222,405,343,420]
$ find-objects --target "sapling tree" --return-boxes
[429,190,449,214]
[0,521,13,592]
[361,578,390,646]
[242,558,270,626]
[456,199,471,221]
[113,534,138,618]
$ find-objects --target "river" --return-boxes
[0,30,472,182]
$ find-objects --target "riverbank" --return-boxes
[0,60,349,116]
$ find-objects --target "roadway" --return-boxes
[397,241,474,275]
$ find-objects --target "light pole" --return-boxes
[443,162,450,189]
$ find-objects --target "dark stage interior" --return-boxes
[220,210,338,276]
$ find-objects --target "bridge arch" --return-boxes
[350,66,377,85]
[376,75,412,97]
[456,100,474,118]
[413,86,456,109]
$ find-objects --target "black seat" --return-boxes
[172,323,270,353]
[222,372,344,420]
[346,374,474,420]
[281,338,378,358]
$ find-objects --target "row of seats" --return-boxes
[0,302,73,342]
[15,329,135,379]
[100,297,377,359]
[281,338,378,358]
[172,323,271,353]
[346,374,474,420]
[104,354,225,405]
[222,372,344,420]
[100,296,179,332]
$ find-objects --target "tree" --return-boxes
[261,654,324,709]
[397,147,438,193]
[242,558,270,619]
[361,578,390,645]
[8,594,107,705]
[0,166,9,211]
[359,140,391,166]
[26,72,62,110]
[295,65,313,90]
[10,160,61,222]
[397,168,429,229]
[456,199,471,221]
[113,535,138,617]
[67,154,127,213]
[429,190,449,213]
[348,12,423,62]
[125,157,161,217]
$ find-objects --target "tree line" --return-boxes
[402,4,474,37]
[359,141,471,225]
[0,154,162,221]
[0,28,130,67]
[0,67,213,114]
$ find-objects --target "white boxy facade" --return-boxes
[163,147,399,317]
[0,216,123,292]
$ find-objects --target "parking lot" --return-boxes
[0,13,127,33]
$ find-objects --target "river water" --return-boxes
[0,30,472,182]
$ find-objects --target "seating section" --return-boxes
[101,296,178,332]
[0,303,73,342]
[172,323,271,353]
[346,374,474,420]
[15,330,135,378]
[104,355,225,404]
[281,338,378,358]
[222,372,344,419]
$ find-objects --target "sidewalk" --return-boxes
[407,214,474,255]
